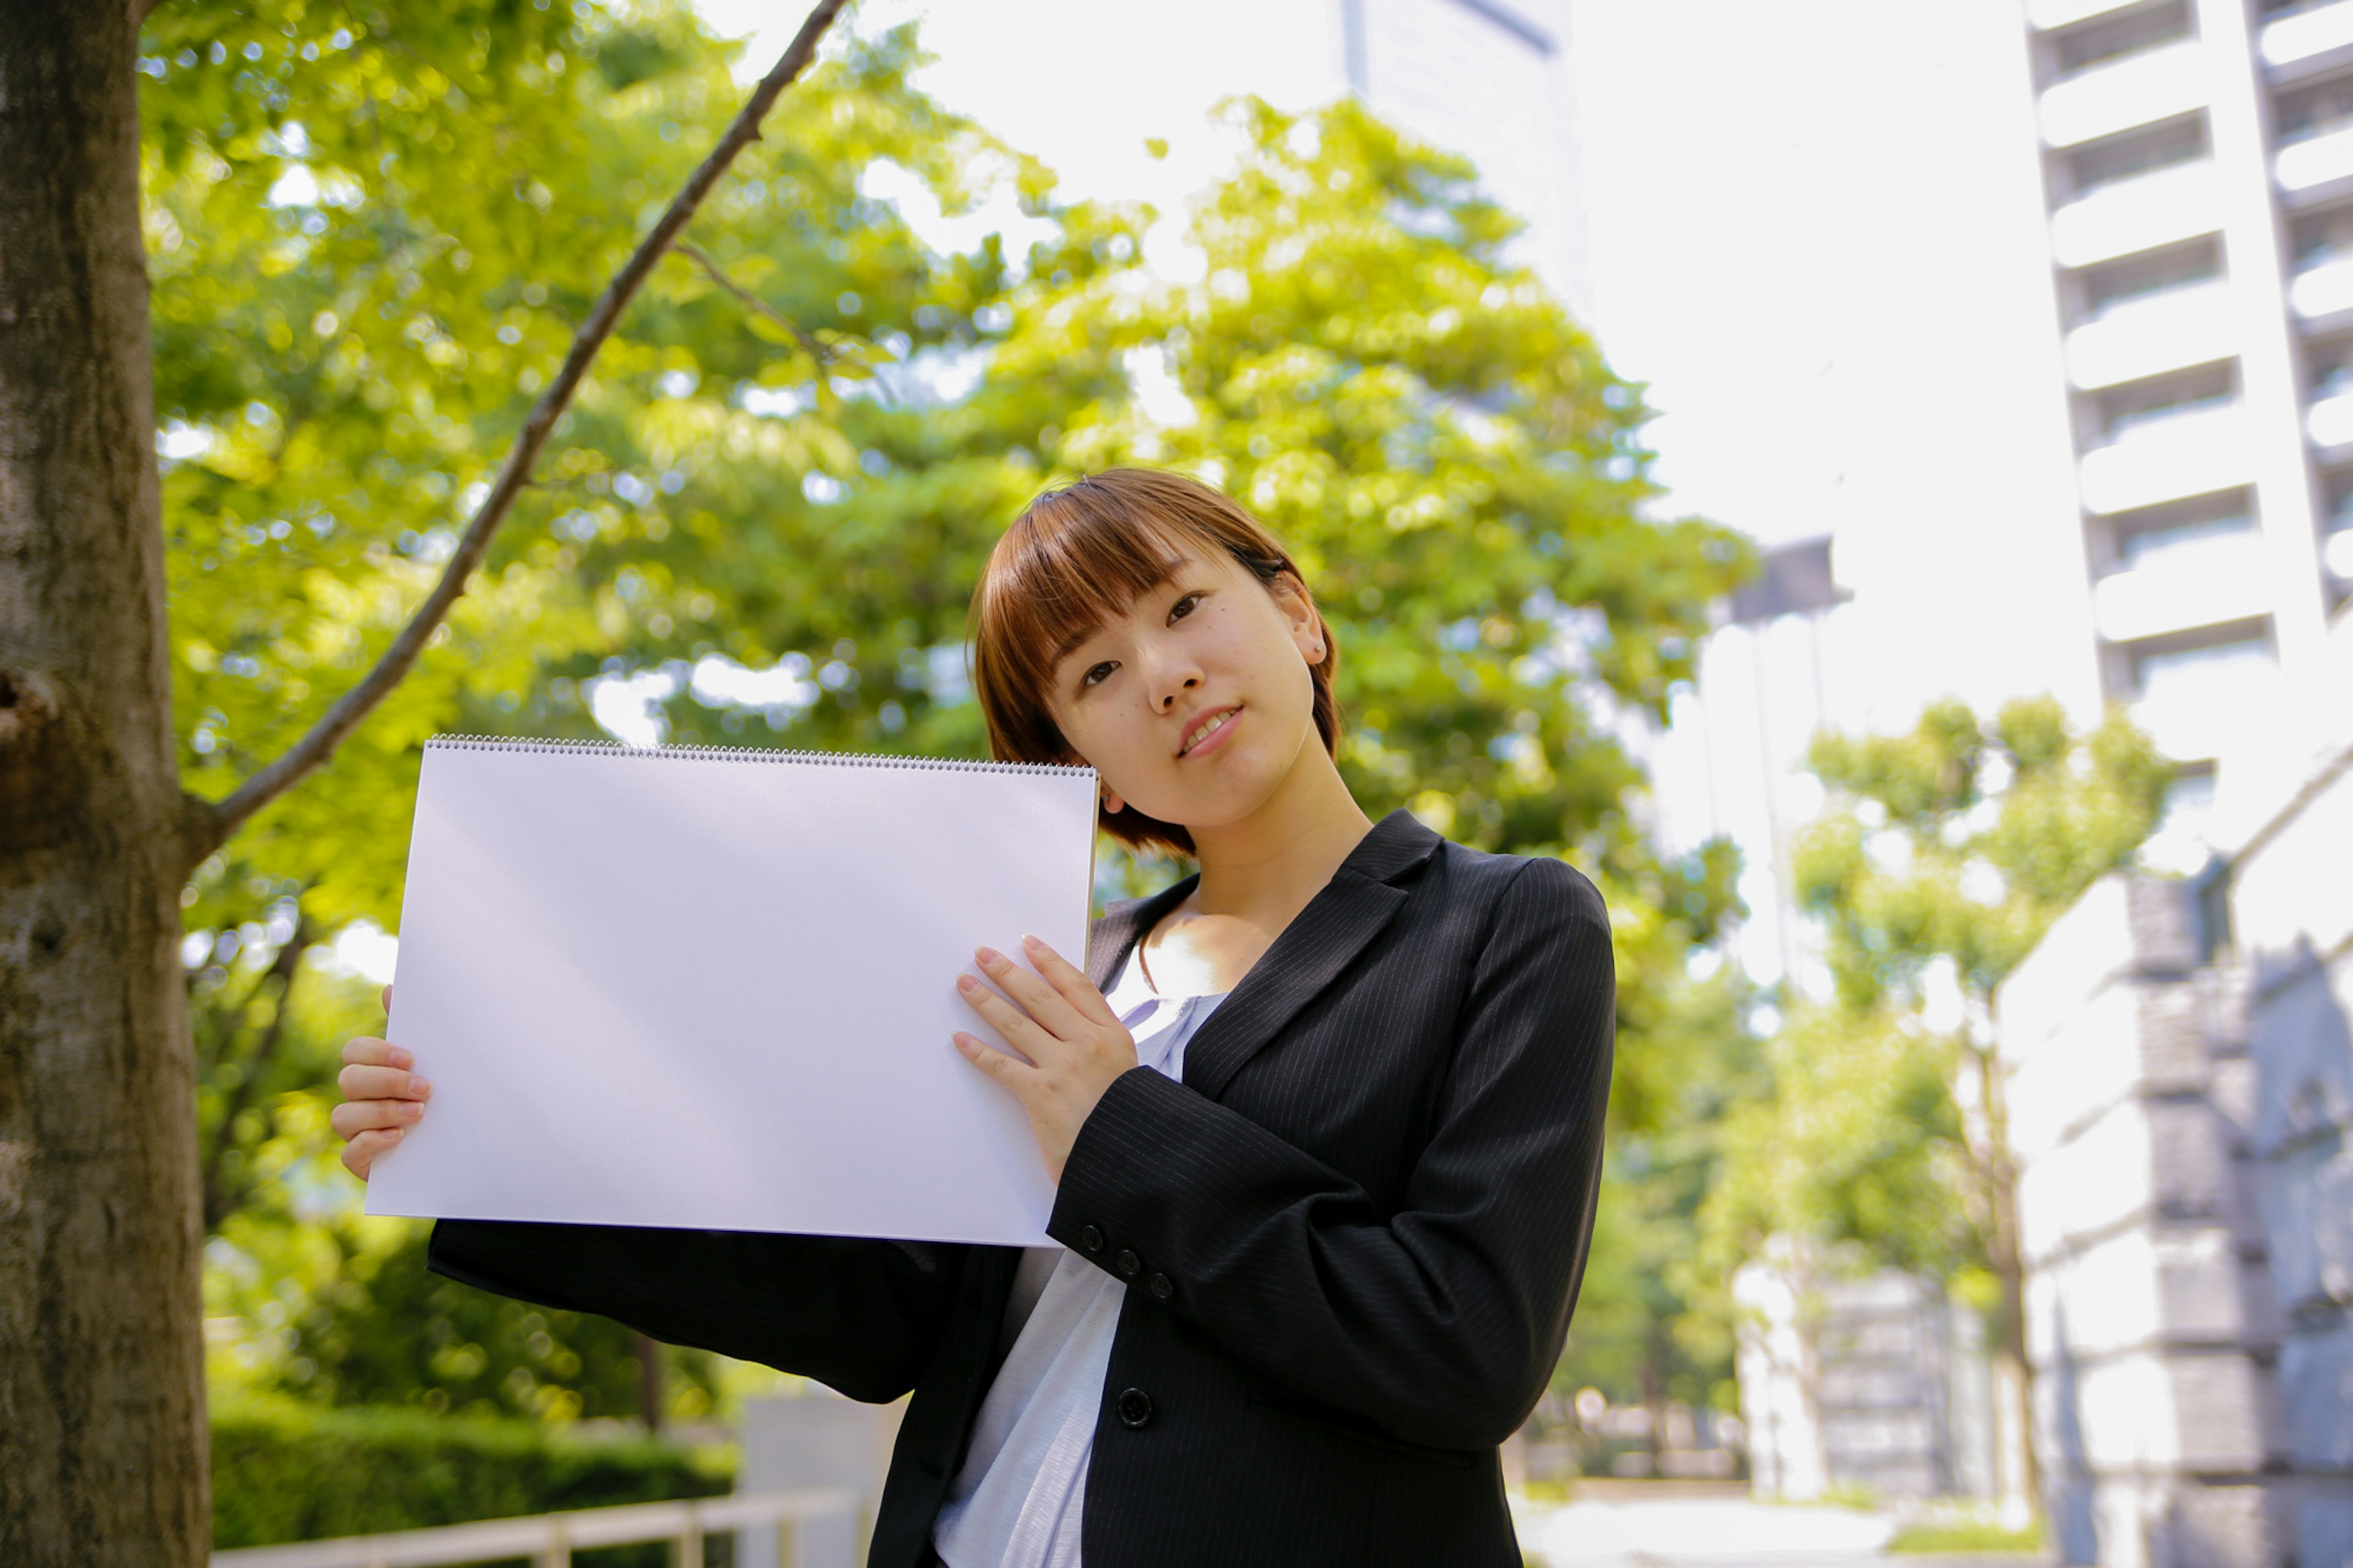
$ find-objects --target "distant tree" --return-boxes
[1702,696,2170,1506]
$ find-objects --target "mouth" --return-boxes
[1177,705,1241,758]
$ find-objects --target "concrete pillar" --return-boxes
[737,1390,907,1568]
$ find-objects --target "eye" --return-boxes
[1167,591,1203,624]
[1080,660,1118,689]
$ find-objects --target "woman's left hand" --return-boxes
[953,936,1137,1183]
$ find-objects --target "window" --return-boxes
[2096,362,2235,442]
[2054,1,2191,80]
[2067,117,2207,199]
[2080,239,2222,319]
[2132,628,2276,703]
[2290,205,2353,271]
[2277,73,2353,145]
[2109,492,2256,571]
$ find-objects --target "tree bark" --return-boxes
[1972,1037,2042,1521]
[0,3,211,1565]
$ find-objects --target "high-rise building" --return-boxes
[2020,0,2353,799]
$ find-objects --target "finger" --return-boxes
[1020,936,1123,1028]
[974,947,1088,1036]
[343,1127,403,1180]
[341,1036,414,1070]
[331,1098,426,1138]
[952,1031,1040,1092]
[381,983,393,1015]
[957,974,1053,1058]
[338,1063,432,1102]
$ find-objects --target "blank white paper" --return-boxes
[365,738,1098,1246]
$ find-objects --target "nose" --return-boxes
[1138,639,1202,714]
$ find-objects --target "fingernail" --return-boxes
[384,1127,403,1141]
[410,1076,431,1097]
[976,946,1003,966]
[1021,934,1041,949]
[957,974,979,992]
[390,1048,413,1068]
[401,1102,423,1119]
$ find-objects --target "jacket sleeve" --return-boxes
[427,1221,969,1404]
[1045,856,1615,1450]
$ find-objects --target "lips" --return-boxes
[1178,706,1240,757]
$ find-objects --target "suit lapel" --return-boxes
[1182,810,1442,1101]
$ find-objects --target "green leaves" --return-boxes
[155,4,1758,1415]
[1796,696,2170,1009]
[1704,696,2170,1298]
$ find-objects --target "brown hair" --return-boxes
[969,468,1338,856]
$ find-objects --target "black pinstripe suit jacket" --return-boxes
[427,809,1616,1567]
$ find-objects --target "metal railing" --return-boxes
[210,1487,860,1568]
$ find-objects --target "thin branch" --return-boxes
[675,241,832,363]
[199,923,313,1232]
[676,240,896,409]
[189,0,851,863]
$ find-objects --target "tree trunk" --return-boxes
[635,1330,666,1434]
[0,6,211,1565]
[1972,1038,2042,1522]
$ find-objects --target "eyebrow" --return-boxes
[1047,556,1196,665]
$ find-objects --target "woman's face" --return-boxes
[1046,548,1325,831]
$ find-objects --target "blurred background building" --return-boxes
[2022,0,2353,823]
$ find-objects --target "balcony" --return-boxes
[2309,387,2353,458]
[2039,41,2208,149]
[2326,524,2353,578]
[2275,123,2353,207]
[2051,161,2222,267]
[2290,254,2353,327]
[2093,530,2274,641]
[2029,0,2143,31]
[2260,0,2353,83]
[2078,403,2254,513]
[2066,281,2236,388]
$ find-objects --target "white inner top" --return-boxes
[930,948,1227,1568]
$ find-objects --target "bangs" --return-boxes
[968,468,1338,855]
[981,513,1221,727]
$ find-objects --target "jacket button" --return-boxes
[1149,1272,1175,1301]
[1116,1249,1142,1278]
[1080,1225,1104,1253]
[1116,1387,1154,1429]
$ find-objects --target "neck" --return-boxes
[1184,742,1374,928]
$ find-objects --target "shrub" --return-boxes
[211,1395,732,1550]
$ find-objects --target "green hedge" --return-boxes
[211,1395,733,1550]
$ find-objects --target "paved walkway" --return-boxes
[1515,1483,2034,1568]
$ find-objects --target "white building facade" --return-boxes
[2021,0,2353,791]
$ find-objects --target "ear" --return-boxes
[1269,570,1324,663]
[1102,787,1127,815]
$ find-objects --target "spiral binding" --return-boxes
[425,733,1093,778]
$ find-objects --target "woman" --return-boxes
[334,468,1615,1567]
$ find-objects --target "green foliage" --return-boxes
[145,0,1034,942]
[1795,695,2171,1011]
[1702,697,2170,1290]
[148,2,1755,1424]
[209,1393,729,1548]
[210,1205,723,1424]
[1886,1515,2047,1555]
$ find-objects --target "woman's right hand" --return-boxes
[333,985,432,1180]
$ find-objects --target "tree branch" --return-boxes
[187,0,851,865]
[675,241,895,407]
[675,241,833,363]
